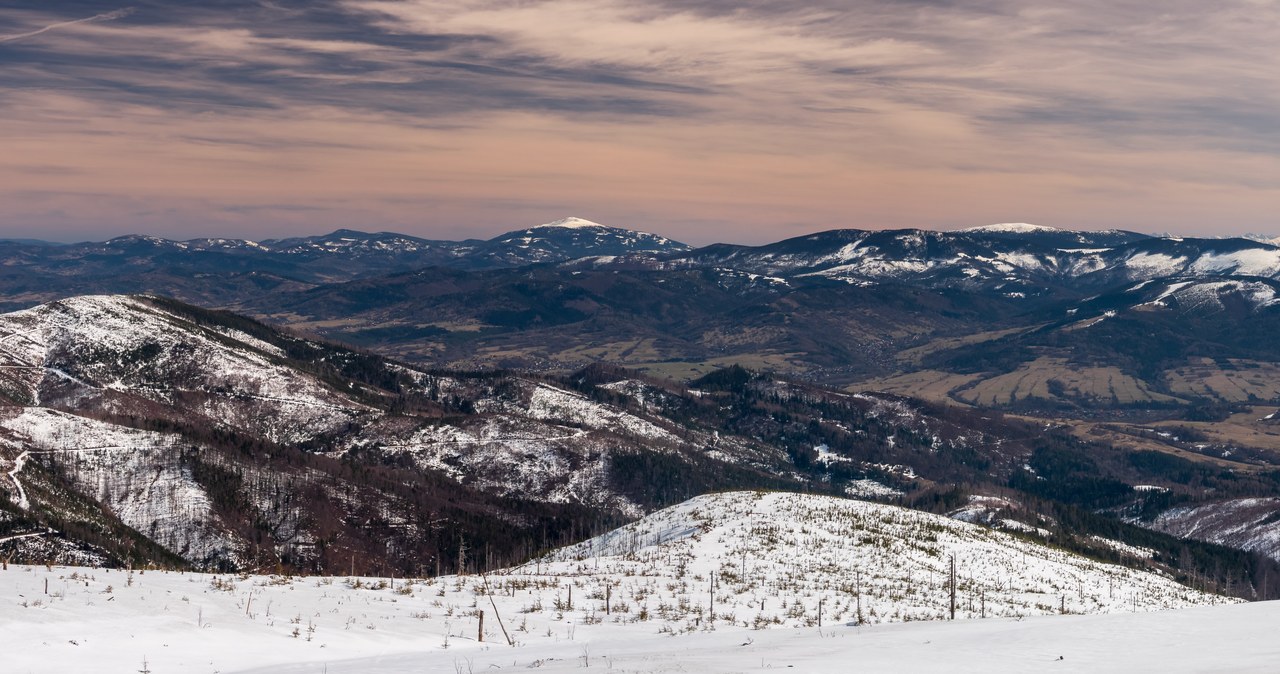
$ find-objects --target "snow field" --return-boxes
[542,492,1224,625]
[0,491,1237,673]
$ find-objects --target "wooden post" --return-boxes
[568,584,572,611]
[481,574,514,646]
[818,597,823,627]
[478,610,484,642]
[709,572,715,625]
[856,570,863,624]
[949,555,956,620]
[606,584,611,615]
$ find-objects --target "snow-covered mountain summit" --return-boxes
[539,216,610,229]
[961,222,1065,234]
[476,216,690,266]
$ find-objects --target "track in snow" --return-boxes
[5,450,29,510]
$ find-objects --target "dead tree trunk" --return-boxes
[949,555,956,620]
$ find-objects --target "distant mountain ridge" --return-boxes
[1,216,687,278]
[4,220,1280,310]
[7,219,1280,406]
[654,227,1280,298]
[0,217,691,312]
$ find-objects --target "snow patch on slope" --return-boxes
[524,383,678,442]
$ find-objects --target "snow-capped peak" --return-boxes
[961,223,1063,234]
[539,216,609,229]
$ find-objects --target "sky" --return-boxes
[0,1,1277,245]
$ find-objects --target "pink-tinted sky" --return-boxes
[1,1,1277,245]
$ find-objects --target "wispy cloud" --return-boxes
[0,1,1277,242]
[0,7,135,44]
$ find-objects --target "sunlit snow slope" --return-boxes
[0,491,1234,674]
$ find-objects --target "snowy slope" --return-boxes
[0,295,714,480]
[0,406,309,567]
[1138,279,1280,313]
[0,491,1239,674]
[1148,498,1280,561]
[363,411,642,514]
[347,379,732,516]
[1058,277,1280,329]
[662,228,1280,296]
[0,295,368,444]
[543,492,1218,622]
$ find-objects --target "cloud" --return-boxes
[0,7,135,44]
[0,1,1277,242]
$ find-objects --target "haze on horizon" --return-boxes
[1,1,1277,246]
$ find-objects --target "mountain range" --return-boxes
[10,218,1280,388]
[0,217,689,311]
[5,218,1280,604]
[6,219,1280,310]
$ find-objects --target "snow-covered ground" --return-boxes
[1,491,1244,673]
[1,563,1273,674]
